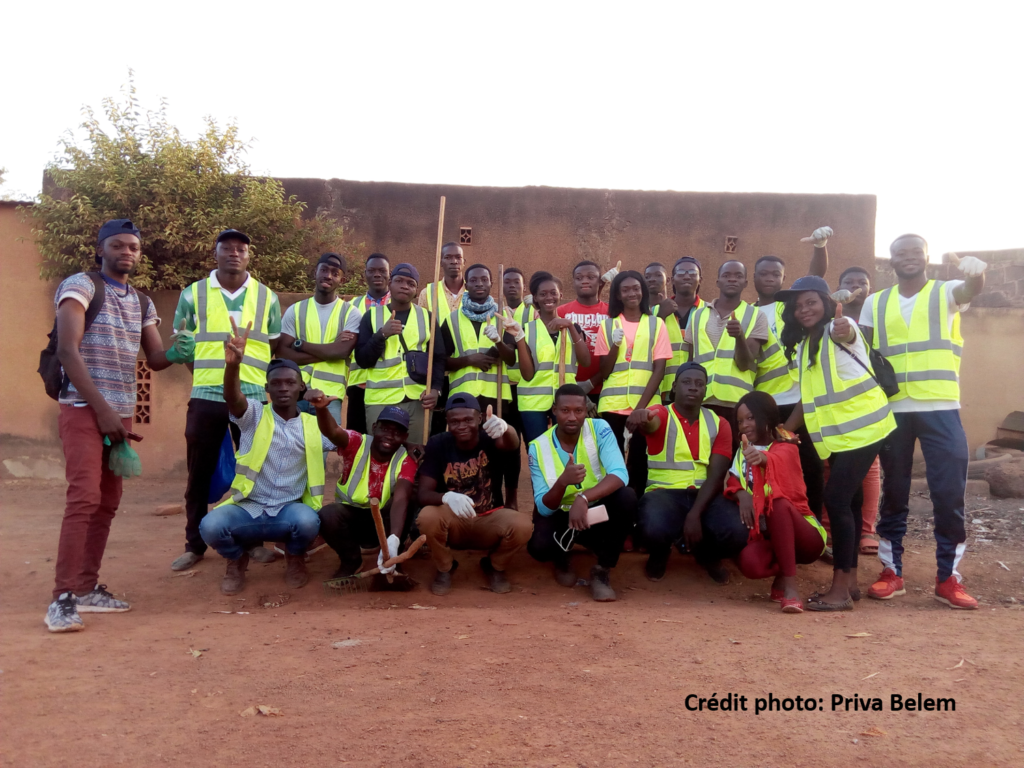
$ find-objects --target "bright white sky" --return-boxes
[3,1,1021,260]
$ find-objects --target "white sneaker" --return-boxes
[75,584,131,613]
[45,593,84,632]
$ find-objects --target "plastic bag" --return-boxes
[107,440,142,478]
[208,428,236,503]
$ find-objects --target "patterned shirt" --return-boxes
[173,271,282,402]
[229,399,336,518]
[55,273,160,418]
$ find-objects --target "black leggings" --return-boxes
[824,440,884,572]
[599,412,649,496]
[778,402,824,520]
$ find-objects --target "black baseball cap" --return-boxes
[775,275,832,302]
[391,263,420,282]
[266,358,302,378]
[376,405,411,430]
[97,219,141,245]
[318,252,345,270]
[445,393,481,412]
[216,229,251,245]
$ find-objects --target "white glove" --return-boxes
[800,226,833,248]
[601,262,621,284]
[950,253,988,277]
[482,412,508,439]
[611,328,625,345]
[376,534,400,575]
[523,294,534,306]
[579,379,595,395]
[829,288,863,305]
[483,324,500,342]
[501,308,524,341]
[443,491,477,519]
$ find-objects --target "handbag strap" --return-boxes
[834,338,879,387]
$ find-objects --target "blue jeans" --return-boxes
[637,488,747,567]
[199,502,321,560]
[297,397,343,424]
[520,410,552,445]
[876,409,969,582]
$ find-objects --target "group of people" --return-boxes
[45,218,988,632]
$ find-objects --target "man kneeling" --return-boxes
[527,384,636,601]
[199,324,332,594]
[416,394,533,595]
[313,400,418,580]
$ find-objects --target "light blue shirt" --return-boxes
[528,419,628,516]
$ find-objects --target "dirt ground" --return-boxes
[2,475,1023,768]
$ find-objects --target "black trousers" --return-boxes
[478,395,522,505]
[345,385,366,433]
[600,412,649,496]
[318,500,409,575]
[825,440,883,572]
[527,486,637,570]
[778,402,824,519]
[637,487,748,566]
[430,378,450,438]
[184,398,240,556]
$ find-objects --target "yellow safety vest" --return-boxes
[755,303,797,397]
[518,319,578,412]
[191,278,272,387]
[661,298,705,395]
[505,302,536,385]
[870,280,962,402]
[598,314,664,412]
[423,281,463,326]
[730,444,827,547]
[690,302,759,405]
[335,436,408,509]
[365,305,431,405]
[216,406,325,511]
[799,327,896,460]
[532,419,605,511]
[647,406,719,491]
[294,297,357,397]
[447,309,512,401]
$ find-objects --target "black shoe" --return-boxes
[430,560,458,596]
[480,556,511,594]
[645,553,668,582]
[589,565,617,602]
[704,560,730,585]
[554,556,577,587]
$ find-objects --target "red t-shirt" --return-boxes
[557,299,609,392]
[337,431,418,500]
[642,404,733,461]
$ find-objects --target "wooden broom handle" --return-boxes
[422,196,446,444]
[368,497,393,582]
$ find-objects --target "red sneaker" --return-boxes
[867,568,906,600]
[934,576,978,610]
[780,598,804,614]
[770,587,784,603]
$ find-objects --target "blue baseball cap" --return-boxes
[445,393,481,412]
[97,219,141,245]
[775,275,832,302]
[376,405,411,430]
[391,262,420,282]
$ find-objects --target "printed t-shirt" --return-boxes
[557,299,608,392]
[336,430,418,500]
[419,431,506,514]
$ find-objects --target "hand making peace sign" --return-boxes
[225,317,252,366]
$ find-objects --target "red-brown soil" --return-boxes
[2,477,1022,767]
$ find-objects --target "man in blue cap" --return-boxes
[309,399,420,579]
[45,219,192,632]
[416,393,533,596]
[199,326,333,596]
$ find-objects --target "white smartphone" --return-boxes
[586,504,609,525]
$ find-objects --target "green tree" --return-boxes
[31,77,357,292]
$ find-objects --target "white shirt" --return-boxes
[281,297,362,341]
[858,281,967,412]
[757,303,800,406]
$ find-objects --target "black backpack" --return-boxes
[38,273,151,400]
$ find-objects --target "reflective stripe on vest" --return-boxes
[646,406,718,490]
[425,281,461,327]
[335,436,408,508]
[297,298,352,397]
[692,302,758,405]
[192,279,272,387]
[660,298,704,394]
[754,304,795,396]
[598,314,662,412]
[533,419,604,510]
[216,406,325,511]
[448,309,512,401]
[871,280,961,402]
[518,319,579,412]
[364,305,430,405]
[505,303,536,385]
[799,327,896,460]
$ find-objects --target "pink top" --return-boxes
[596,316,673,414]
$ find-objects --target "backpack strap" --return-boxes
[84,272,107,331]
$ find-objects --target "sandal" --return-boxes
[809,589,861,602]
[805,596,854,612]
[770,587,784,603]
[860,536,879,555]
[781,598,804,613]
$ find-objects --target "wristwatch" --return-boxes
[291,339,304,351]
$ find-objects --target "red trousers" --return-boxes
[53,405,132,599]
[738,499,825,579]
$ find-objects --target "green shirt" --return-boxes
[173,272,282,402]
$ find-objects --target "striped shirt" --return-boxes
[230,399,336,518]
[55,273,160,418]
